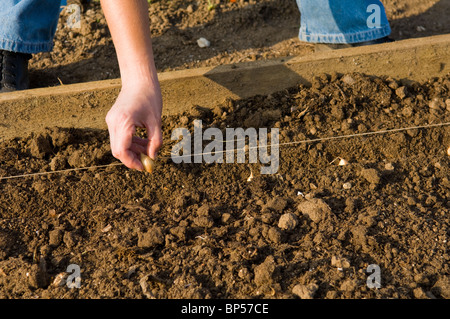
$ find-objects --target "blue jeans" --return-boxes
[0,0,62,54]
[296,0,391,43]
[0,0,391,54]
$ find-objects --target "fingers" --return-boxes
[109,124,145,171]
[108,121,162,171]
[110,127,161,170]
[130,143,146,157]
[130,130,162,160]
[119,149,144,171]
[132,136,149,147]
[146,121,163,160]
[106,89,163,171]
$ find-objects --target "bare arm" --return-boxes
[101,0,162,170]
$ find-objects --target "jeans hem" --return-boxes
[0,38,54,54]
[299,25,391,44]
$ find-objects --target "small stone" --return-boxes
[340,278,358,292]
[416,25,426,32]
[342,182,352,189]
[406,128,418,138]
[360,168,381,185]
[297,198,332,223]
[49,229,64,247]
[186,4,194,13]
[238,267,251,280]
[388,80,399,90]
[406,196,417,206]
[385,162,394,170]
[413,287,430,299]
[357,123,368,133]
[413,287,427,299]
[341,74,356,86]
[193,216,214,228]
[429,97,444,110]
[197,37,210,48]
[292,283,319,299]
[49,155,67,171]
[395,86,408,99]
[402,106,413,117]
[267,227,282,243]
[221,213,232,223]
[331,256,351,268]
[277,213,298,231]
[265,197,288,212]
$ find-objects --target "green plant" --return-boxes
[206,0,216,11]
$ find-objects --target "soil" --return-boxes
[0,72,449,299]
[28,0,450,89]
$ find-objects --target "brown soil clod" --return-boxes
[0,72,448,299]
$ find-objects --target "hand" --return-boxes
[105,83,163,171]
[100,0,162,170]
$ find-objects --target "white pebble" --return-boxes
[338,158,349,166]
[197,37,210,48]
[416,25,426,32]
[343,182,352,189]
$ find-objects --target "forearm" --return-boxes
[100,0,158,91]
[101,0,163,169]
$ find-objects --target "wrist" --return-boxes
[119,54,160,90]
[121,73,160,94]
[121,78,161,97]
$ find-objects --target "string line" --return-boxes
[1,121,448,181]
[0,163,124,181]
[166,122,450,158]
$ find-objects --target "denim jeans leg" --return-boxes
[0,0,62,54]
[296,0,391,44]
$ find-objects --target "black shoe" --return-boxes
[73,0,92,13]
[314,36,394,53]
[0,50,32,93]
